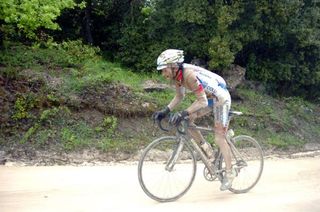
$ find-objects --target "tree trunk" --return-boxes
[84,1,93,44]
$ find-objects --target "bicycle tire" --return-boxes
[138,136,197,202]
[218,135,264,193]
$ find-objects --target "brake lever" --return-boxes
[176,117,189,134]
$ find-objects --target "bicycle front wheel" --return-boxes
[138,136,197,202]
[220,135,264,193]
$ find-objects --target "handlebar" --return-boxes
[153,110,243,135]
[155,115,188,134]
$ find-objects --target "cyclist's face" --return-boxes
[161,67,174,80]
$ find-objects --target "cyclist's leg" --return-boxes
[214,105,232,166]
[188,106,211,145]
[213,94,234,190]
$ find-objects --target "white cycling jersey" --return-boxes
[167,63,231,127]
[183,64,227,96]
[182,64,231,128]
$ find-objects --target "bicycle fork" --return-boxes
[165,138,185,172]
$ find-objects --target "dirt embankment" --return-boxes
[0,71,158,165]
[1,69,320,166]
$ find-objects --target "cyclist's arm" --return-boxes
[184,70,208,114]
[167,84,185,111]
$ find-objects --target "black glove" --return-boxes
[169,110,189,125]
[152,107,170,121]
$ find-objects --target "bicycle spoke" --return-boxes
[230,136,264,193]
[219,135,264,193]
[138,136,197,202]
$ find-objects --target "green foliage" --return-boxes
[2,0,320,155]
[114,0,320,100]
[97,138,133,152]
[230,86,320,149]
[208,35,235,69]
[19,106,70,144]
[2,0,320,99]
[32,129,54,147]
[102,116,118,134]
[97,138,116,151]
[266,133,305,149]
[117,0,215,72]
[12,97,29,120]
[208,2,243,69]
[145,90,175,108]
[59,120,94,151]
[40,107,61,122]
[0,0,76,39]
[61,127,81,150]
[284,96,316,120]
[0,41,100,72]
[237,0,320,99]
[59,59,149,95]
[20,123,40,144]
[12,94,37,120]
[173,0,209,25]
[0,43,40,70]
[54,40,101,64]
[17,103,121,151]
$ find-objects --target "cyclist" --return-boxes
[153,49,235,191]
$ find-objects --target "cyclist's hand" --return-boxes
[169,111,189,125]
[152,107,170,121]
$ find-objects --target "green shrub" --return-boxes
[54,40,101,65]
[61,127,80,151]
[266,133,305,149]
[60,121,94,151]
[12,94,37,120]
[20,123,40,144]
[0,41,100,71]
[102,116,118,134]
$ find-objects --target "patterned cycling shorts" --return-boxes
[191,91,231,128]
[190,100,231,128]
[213,99,231,127]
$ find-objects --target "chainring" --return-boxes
[203,166,218,181]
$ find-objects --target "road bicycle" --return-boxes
[138,111,264,202]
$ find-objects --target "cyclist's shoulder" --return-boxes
[183,63,209,72]
[183,63,208,77]
[184,64,223,80]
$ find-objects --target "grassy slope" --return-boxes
[1,43,320,158]
[231,88,320,150]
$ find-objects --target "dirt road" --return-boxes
[0,157,319,212]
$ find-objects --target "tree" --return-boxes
[208,1,243,69]
[234,0,320,98]
[2,0,319,99]
[0,0,76,40]
[56,0,130,57]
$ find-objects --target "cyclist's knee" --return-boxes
[214,123,227,136]
[188,113,197,123]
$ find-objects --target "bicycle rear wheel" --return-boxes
[138,136,197,202]
[220,135,264,193]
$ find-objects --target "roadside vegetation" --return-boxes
[1,42,319,161]
[1,1,320,163]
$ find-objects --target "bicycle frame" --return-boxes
[169,121,247,177]
[167,122,216,176]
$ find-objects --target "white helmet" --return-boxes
[156,49,184,70]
